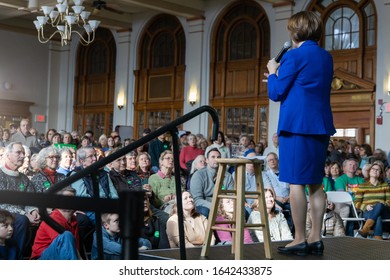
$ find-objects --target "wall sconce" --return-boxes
[377,99,389,125]
[188,86,197,106]
[117,95,125,110]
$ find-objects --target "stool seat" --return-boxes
[200,158,272,260]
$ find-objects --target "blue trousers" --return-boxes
[39,231,79,260]
[13,213,30,259]
[363,203,390,237]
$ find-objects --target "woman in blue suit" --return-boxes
[265,11,336,256]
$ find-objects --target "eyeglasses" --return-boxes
[47,155,60,160]
[370,168,381,173]
[163,157,174,161]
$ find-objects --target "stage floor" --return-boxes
[140,237,390,260]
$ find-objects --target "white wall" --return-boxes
[0,30,49,134]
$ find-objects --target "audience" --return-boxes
[2,124,390,260]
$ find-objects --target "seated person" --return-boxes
[306,193,345,237]
[91,213,151,260]
[186,154,206,190]
[354,161,390,240]
[149,150,182,213]
[141,196,170,249]
[190,147,234,217]
[0,209,19,260]
[215,198,253,244]
[166,191,215,248]
[247,189,293,242]
[262,152,292,229]
[30,186,81,260]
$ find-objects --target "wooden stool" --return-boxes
[201,158,272,260]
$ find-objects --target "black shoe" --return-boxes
[277,242,308,256]
[308,240,324,255]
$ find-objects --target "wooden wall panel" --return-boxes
[86,79,107,104]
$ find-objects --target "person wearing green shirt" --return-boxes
[334,158,364,236]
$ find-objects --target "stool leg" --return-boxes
[254,163,272,259]
[200,163,227,257]
[234,164,245,260]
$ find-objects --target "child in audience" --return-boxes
[0,209,19,260]
[91,213,151,260]
[215,198,253,244]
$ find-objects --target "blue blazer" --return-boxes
[267,40,336,136]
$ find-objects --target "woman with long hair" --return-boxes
[166,191,214,248]
[248,188,293,242]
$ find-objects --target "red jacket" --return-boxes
[31,209,79,259]
[179,146,204,170]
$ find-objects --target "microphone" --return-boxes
[275,41,292,63]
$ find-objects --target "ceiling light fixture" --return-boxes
[33,0,100,46]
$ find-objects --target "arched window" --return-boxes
[134,14,185,136]
[210,0,270,143]
[74,28,116,137]
[325,7,359,50]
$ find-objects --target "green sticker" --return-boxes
[154,231,160,238]
[221,185,226,190]
[19,183,25,191]
[44,181,51,189]
[127,180,132,185]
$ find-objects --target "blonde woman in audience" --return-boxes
[98,134,109,152]
[247,189,293,242]
[186,154,206,190]
[197,137,209,152]
[148,150,180,212]
[166,191,214,248]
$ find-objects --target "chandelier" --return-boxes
[33,0,101,46]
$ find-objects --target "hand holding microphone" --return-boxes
[275,41,292,63]
[264,41,292,79]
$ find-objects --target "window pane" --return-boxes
[229,21,257,60]
[225,107,254,142]
[325,7,359,50]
